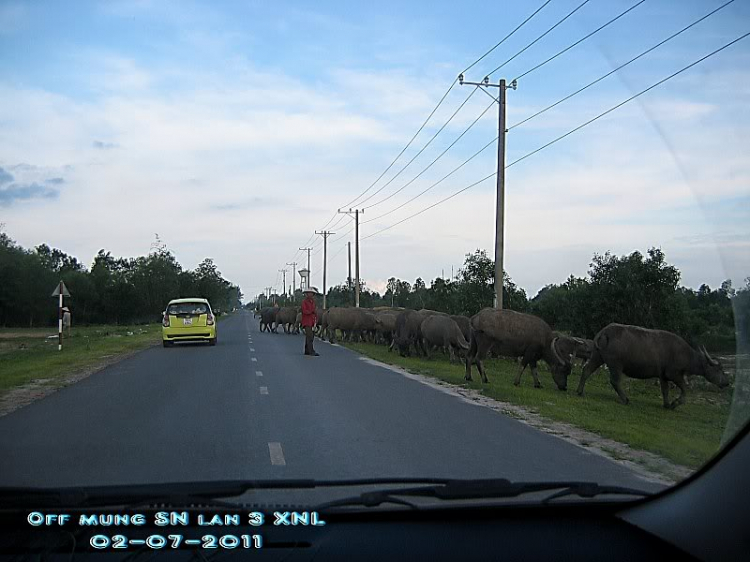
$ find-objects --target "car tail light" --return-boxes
[162,313,170,328]
[207,314,215,326]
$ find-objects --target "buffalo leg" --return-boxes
[465,332,479,381]
[668,373,688,410]
[530,361,543,389]
[576,352,605,396]
[608,366,629,405]
[466,333,492,383]
[513,360,528,387]
[448,345,457,364]
[659,377,671,408]
[422,338,431,359]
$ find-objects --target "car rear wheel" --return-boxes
[209,337,217,346]
[163,340,173,348]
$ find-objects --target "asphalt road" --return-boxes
[0,311,662,496]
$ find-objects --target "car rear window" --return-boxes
[167,303,209,315]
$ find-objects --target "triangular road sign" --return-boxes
[51,281,71,297]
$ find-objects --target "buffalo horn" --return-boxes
[551,337,566,366]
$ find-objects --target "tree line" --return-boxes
[0,230,242,327]
[253,248,748,352]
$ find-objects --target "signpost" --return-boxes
[51,280,71,351]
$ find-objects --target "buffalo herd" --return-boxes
[254,305,729,409]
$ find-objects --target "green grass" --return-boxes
[344,342,732,469]
[0,324,162,396]
[0,311,239,397]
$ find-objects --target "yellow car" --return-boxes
[162,298,217,347]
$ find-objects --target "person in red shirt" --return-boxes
[301,287,320,356]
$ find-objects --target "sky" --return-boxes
[1,0,749,301]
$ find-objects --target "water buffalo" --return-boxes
[451,315,472,344]
[374,310,399,347]
[465,308,571,389]
[393,309,448,357]
[325,307,367,343]
[275,306,299,334]
[576,323,730,409]
[421,315,470,363]
[259,307,277,333]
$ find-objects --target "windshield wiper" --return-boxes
[0,478,649,510]
[0,478,451,508]
[312,479,651,511]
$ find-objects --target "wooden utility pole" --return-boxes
[459,74,515,308]
[315,230,334,309]
[338,209,363,307]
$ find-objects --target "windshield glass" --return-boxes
[168,303,209,316]
[0,0,748,511]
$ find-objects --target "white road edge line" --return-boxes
[255,371,263,377]
[260,386,268,395]
[268,442,286,466]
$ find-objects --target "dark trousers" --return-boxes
[304,326,315,355]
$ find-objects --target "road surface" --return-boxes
[0,311,662,498]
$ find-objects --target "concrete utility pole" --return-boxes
[347,242,352,291]
[339,208,363,307]
[459,74,516,309]
[298,248,312,280]
[286,262,297,296]
[279,269,287,303]
[315,230,335,309]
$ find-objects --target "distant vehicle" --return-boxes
[162,298,217,347]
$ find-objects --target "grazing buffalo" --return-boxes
[393,309,447,357]
[465,308,572,389]
[421,315,470,363]
[577,323,730,409]
[374,310,400,348]
[324,308,376,343]
[450,315,472,345]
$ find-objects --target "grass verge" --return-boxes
[0,324,161,397]
[344,342,732,469]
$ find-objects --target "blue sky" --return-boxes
[1,0,748,299]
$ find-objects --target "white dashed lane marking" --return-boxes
[268,442,286,466]
[250,347,255,351]
[251,357,257,362]
[259,386,268,395]
[255,371,263,377]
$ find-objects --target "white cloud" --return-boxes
[1,38,748,300]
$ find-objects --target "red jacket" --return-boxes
[301,298,317,327]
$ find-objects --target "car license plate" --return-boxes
[183,318,193,326]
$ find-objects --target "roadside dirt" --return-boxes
[357,355,693,486]
[0,344,159,418]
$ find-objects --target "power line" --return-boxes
[363,136,497,224]
[364,98,497,210]
[485,0,592,78]
[461,0,554,74]
[513,0,650,82]
[506,30,750,169]
[356,87,480,207]
[361,30,750,241]
[508,0,736,131]
[361,173,497,241]
[310,0,556,235]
